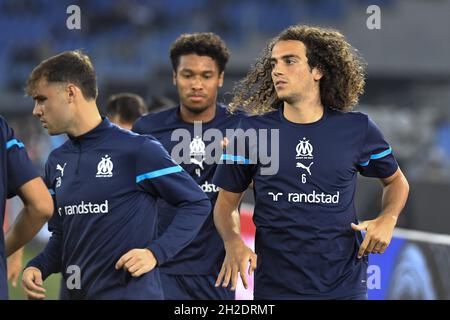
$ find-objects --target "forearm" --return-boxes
[353,170,409,257]
[215,208,241,245]
[5,206,48,257]
[26,231,63,280]
[214,191,244,245]
[6,177,53,257]
[214,191,256,290]
[8,246,24,262]
[149,198,211,265]
[379,171,409,221]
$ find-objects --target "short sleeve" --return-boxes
[213,119,257,193]
[2,117,39,198]
[357,117,398,178]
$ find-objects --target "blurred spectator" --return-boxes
[148,95,176,113]
[436,121,450,161]
[105,92,148,129]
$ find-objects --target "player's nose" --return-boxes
[32,102,42,117]
[191,77,204,90]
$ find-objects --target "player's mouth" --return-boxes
[188,94,206,102]
[274,80,288,88]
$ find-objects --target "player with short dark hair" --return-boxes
[21,50,211,300]
[133,32,242,300]
[213,25,410,299]
[170,32,230,76]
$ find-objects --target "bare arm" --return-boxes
[378,167,409,221]
[5,177,53,257]
[352,168,409,257]
[7,246,24,287]
[214,189,244,244]
[214,188,257,291]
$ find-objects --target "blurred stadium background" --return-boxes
[2,0,450,299]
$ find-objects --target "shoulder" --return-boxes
[108,123,158,146]
[45,144,68,170]
[112,125,166,153]
[237,109,279,129]
[140,109,175,123]
[0,115,8,129]
[328,108,369,128]
[101,125,169,163]
[330,108,368,120]
[46,139,72,160]
[215,104,248,126]
[0,116,12,142]
[133,108,177,133]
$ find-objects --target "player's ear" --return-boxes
[66,84,77,103]
[172,70,177,86]
[312,67,323,81]
[218,71,224,88]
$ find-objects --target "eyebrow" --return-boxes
[33,95,47,100]
[180,68,214,74]
[270,54,301,62]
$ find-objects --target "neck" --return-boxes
[68,101,103,137]
[179,103,217,123]
[283,94,324,124]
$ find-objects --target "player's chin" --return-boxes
[184,103,210,114]
[277,93,289,101]
[47,127,63,136]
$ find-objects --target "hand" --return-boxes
[7,248,24,287]
[115,248,157,277]
[215,238,257,291]
[351,214,398,259]
[22,267,46,299]
[221,137,229,148]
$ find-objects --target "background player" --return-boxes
[133,32,244,299]
[106,92,148,130]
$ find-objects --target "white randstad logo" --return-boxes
[56,163,66,188]
[296,162,314,175]
[190,136,206,176]
[268,192,283,201]
[96,155,113,178]
[295,137,314,159]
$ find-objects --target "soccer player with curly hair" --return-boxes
[213,25,409,300]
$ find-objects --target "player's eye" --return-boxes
[34,97,47,103]
[286,58,296,65]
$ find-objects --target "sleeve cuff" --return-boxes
[147,243,167,266]
[25,260,51,281]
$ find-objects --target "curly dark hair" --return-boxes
[170,32,230,74]
[229,25,366,115]
[26,50,98,100]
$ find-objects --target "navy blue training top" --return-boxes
[213,106,398,299]
[133,104,244,275]
[0,116,39,300]
[27,118,211,299]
